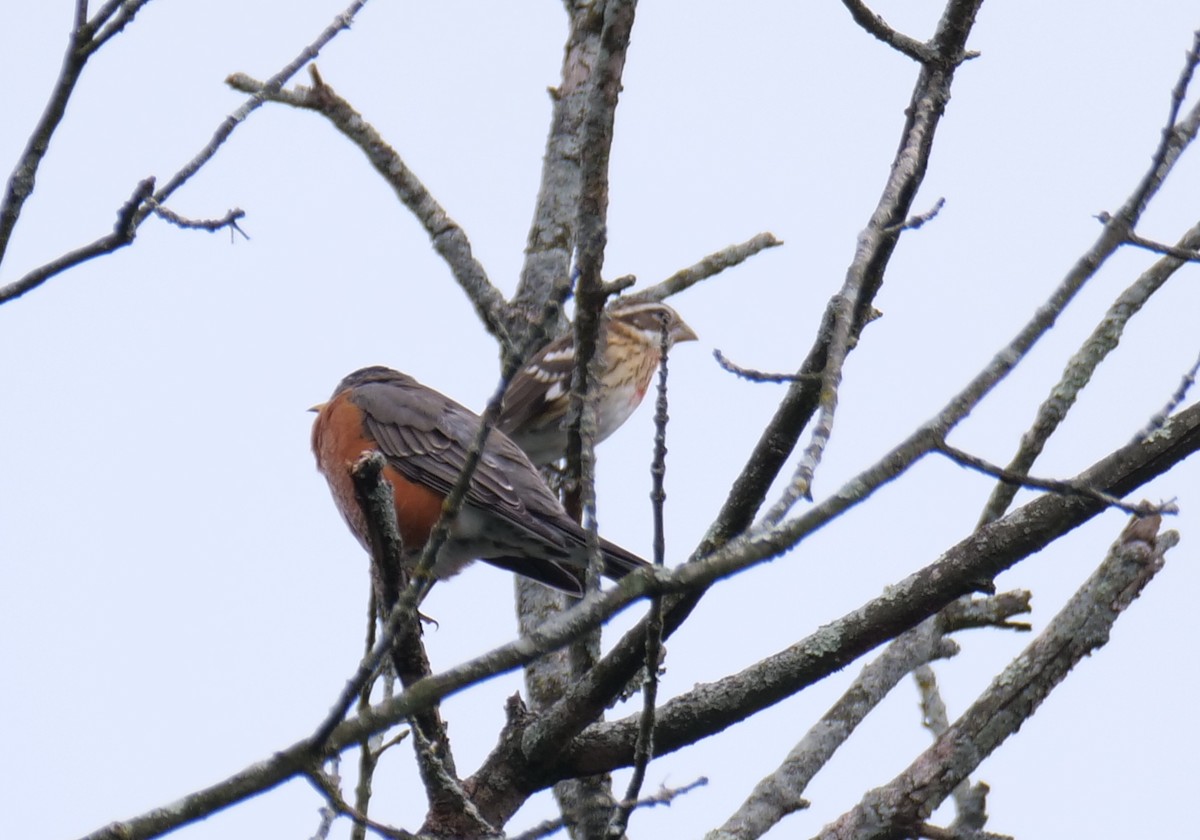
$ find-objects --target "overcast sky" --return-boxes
[2,3,1199,839]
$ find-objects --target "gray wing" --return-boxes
[351,380,575,551]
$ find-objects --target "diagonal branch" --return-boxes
[937,439,1173,517]
[624,232,783,303]
[815,517,1175,840]
[0,0,372,305]
[76,400,1200,840]
[706,593,1030,840]
[978,219,1200,526]
[696,0,984,555]
[840,0,942,63]
[226,67,512,345]
[776,0,984,515]
[546,403,1200,780]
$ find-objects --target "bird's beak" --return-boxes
[308,402,327,414]
[672,318,699,344]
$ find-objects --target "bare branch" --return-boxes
[977,215,1200,525]
[87,0,155,54]
[610,317,673,837]
[346,454,468,829]
[883,196,946,233]
[548,404,1200,781]
[697,0,985,547]
[625,232,783,303]
[1109,219,1200,261]
[707,594,1029,840]
[713,348,824,384]
[937,439,1174,517]
[510,778,708,840]
[307,765,417,840]
[840,0,941,63]
[816,518,1175,840]
[0,176,154,304]
[0,15,94,265]
[226,66,511,344]
[149,200,248,239]
[0,0,372,305]
[1135,347,1200,442]
[913,666,989,832]
[510,2,607,341]
[73,398,1200,840]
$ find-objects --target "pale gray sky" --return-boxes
[2,3,1198,839]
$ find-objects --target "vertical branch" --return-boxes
[510,4,604,353]
[609,314,670,837]
[549,4,640,837]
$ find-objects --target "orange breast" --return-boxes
[312,390,445,552]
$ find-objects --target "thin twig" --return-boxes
[0,13,94,266]
[609,314,672,837]
[306,766,417,840]
[976,216,1200,524]
[148,201,248,239]
[511,778,708,840]
[87,0,155,54]
[713,348,824,384]
[1112,221,1200,261]
[937,439,1173,517]
[559,4,641,832]
[883,197,946,233]
[351,584,387,840]
[0,0,372,305]
[1134,347,1200,442]
[624,232,783,303]
[913,665,989,831]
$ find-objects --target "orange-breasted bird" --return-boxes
[311,366,648,596]
[497,298,697,465]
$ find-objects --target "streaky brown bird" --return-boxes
[497,299,697,465]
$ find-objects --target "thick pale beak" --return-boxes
[308,402,327,414]
[671,318,699,344]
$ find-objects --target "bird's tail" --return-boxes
[599,537,651,580]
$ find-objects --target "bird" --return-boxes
[311,365,649,596]
[497,298,697,465]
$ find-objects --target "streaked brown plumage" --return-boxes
[498,299,697,465]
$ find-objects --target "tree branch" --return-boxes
[840,0,942,63]
[937,439,1174,517]
[624,232,783,303]
[816,517,1175,839]
[706,594,1030,840]
[696,0,985,553]
[226,66,512,345]
[75,397,1200,840]
[547,403,1200,779]
[0,0,372,305]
